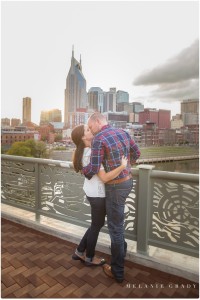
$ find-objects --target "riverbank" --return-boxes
[50,145,199,163]
[136,146,199,163]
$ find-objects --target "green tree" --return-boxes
[35,141,48,158]
[24,139,37,157]
[6,140,49,158]
[7,142,32,157]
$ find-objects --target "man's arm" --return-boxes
[82,138,104,179]
[129,138,141,165]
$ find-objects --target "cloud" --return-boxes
[149,79,199,100]
[133,39,199,102]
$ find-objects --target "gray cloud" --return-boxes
[149,79,199,101]
[133,40,199,103]
[134,39,199,86]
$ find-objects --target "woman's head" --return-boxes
[71,125,85,147]
[71,124,93,147]
[71,124,93,173]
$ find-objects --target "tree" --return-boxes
[35,141,48,158]
[6,139,49,158]
[7,142,32,157]
[24,139,37,157]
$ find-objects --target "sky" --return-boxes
[1,1,199,125]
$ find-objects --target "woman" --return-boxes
[71,124,128,266]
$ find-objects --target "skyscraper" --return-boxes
[22,97,31,123]
[64,47,87,126]
[181,99,199,125]
[88,87,104,112]
[40,109,62,125]
[103,88,117,112]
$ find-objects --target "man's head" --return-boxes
[87,112,108,135]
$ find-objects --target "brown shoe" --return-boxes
[103,264,124,283]
[103,264,114,278]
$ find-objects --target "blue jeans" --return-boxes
[77,196,106,259]
[105,178,133,280]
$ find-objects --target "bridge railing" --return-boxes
[1,154,199,258]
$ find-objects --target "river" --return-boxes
[51,151,199,174]
[150,159,199,174]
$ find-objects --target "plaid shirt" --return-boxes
[82,125,141,180]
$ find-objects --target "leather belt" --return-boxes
[106,174,132,185]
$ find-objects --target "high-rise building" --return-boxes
[116,90,129,112]
[181,99,199,125]
[22,97,31,123]
[181,99,199,114]
[64,47,87,126]
[123,102,144,122]
[88,87,104,112]
[131,102,144,113]
[40,109,62,125]
[116,90,129,104]
[103,88,117,112]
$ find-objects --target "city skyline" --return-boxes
[2,1,199,124]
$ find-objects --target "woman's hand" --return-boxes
[121,155,128,168]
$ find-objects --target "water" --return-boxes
[52,151,199,174]
[151,159,199,174]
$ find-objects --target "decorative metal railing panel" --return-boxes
[1,156,138,237]
[40,164,87,218]
[124,175,138,239]
[1,159,36,208]
[149,174,199,257]
[1,155,199,257]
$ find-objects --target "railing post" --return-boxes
[35,162,41,222]
[136,164,155,255]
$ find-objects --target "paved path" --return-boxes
[2,219,199,298]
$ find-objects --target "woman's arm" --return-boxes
[97,156,128,183]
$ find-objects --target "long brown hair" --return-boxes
[71,125,85,173]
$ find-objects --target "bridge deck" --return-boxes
[2,218,199,298]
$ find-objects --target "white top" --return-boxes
[82,147,105,197]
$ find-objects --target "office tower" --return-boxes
[181,99,199,125]
[116,90,129,112]
[131,102,144,113]
[123,102,144,123]
[64,47,87,126]
[23,97,31,123]
[116,90,129,104]
[103,88,117,112]
[40,109,62,125]
[88,87,104,112]
[181,99,199,114]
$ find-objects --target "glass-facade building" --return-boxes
[64,49,87,126]
[88,87,104,112]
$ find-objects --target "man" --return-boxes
[82,112,140,283]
